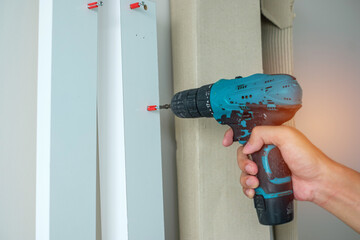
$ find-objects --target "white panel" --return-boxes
[120,1,164,239]
[36,0,52,239]
[97,0,128,239]
[98,1,165,240]
[36,1,97,239]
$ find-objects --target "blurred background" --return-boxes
[294,0,360,239]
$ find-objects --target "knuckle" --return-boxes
[252,126,261,135]
[237,151,247,170]
[280,125,296,137]
[237,159,245,172]
[276,125,299,145]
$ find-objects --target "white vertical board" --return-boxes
[36,0,52,239]
[36,1,97,240]
[97,0,128,239]
[98,0,165,240]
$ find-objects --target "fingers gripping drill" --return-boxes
[151,73,302,225]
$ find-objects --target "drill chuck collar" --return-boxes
[170,84,214,118]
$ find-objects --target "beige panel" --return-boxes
[261,17,298,240]
[171,2,199,239]
[262,17,294,74]
[171,0,271,239]
[261,0,295,29]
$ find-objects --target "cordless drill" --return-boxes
[152,73,302,225]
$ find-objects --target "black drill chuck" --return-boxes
[170,84,214,118]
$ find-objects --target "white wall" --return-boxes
[293,1,360,239]
[0,1,38,240]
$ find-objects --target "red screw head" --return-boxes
[130,2,141,9]
[88,1,102,9]
[147,105,157,111]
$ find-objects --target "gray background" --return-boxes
[293,0,360,239]
[0,1,38,239]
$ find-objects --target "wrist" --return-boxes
[311,157,360,233]
[312,157,339,207]
[312,157,358,209]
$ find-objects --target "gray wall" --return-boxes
[293,1,360,239]
[0,1,38,240]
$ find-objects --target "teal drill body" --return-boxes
[169,73,303,225]
[210,73,302,143]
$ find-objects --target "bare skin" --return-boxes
[223,126,360,233]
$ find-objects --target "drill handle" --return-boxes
[249,144,294,225]
[228,119,295,225]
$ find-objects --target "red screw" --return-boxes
[88,1,102,9]
[130,2,141,9]
[147,105,157,111]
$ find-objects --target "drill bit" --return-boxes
[147,104,171,111]
[159,104,171,109]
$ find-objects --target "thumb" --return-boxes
[242,126,290,155]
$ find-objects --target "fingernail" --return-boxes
[245,189,251,196]
[245,164,252,174]
[246,178,254,187]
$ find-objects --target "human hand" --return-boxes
[223,126,331,202]
[224,125,360,233]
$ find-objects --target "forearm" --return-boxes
[313,158,360,233]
